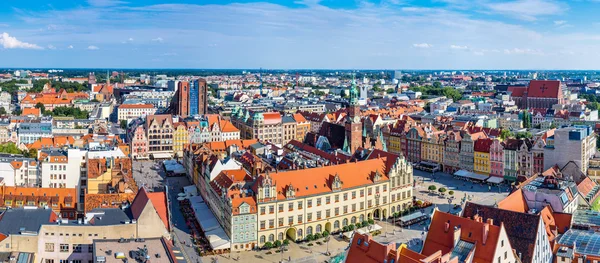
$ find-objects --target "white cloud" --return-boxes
[503,48,544,55]
[413,43,433,48]
[554,20,567,25]
[88,0,127,7]
[47,45,56,50]
[487,0,563,21]
[450,45,468,50]
[152,37,163,43]
[0,32,43,49]
[87,45,99,50]
[67,45,74,49]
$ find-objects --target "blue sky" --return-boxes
[0,0,599,69]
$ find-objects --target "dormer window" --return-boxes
[373,171,382,182]
[332,173,343,192]
[286,183,295,199]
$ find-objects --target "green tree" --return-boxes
[368,218,375,225]
[428,185,437,193]
[283,239,290,246]
[12,108,21,116]
[274,240,282,248]
[314,233,322,239]
[0,142,23,155]
[522,110,532,129]
[516,131,533,139]
[35,102,45,113]
[263,242,274,249]
[448,190,454,196]
[340,89,347,98]
[120,120,128,129]
[323,231,329,238]
[438,187,447,195]
[0,107,6,115]
[433,81,442,89]
[500,129,513,140]
[386,88,395,94]
[550,122,558,129]
[26,148,38,159]
[306,234,315,241]
[588,102,600,111]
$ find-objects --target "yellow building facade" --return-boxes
[173,123,189,157]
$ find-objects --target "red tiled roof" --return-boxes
[508,86,526,97]
[528,80,561,98]
[474,138,493,153]
[130,188,169,231]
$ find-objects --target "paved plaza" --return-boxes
[132,160,511,263]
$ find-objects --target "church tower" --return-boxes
[345,75,362,154]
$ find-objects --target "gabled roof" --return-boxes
[528,80,561,98]
[129,188,169,231]
[462,202,541,263]
[474,138,493,153]
[423,210,503,263]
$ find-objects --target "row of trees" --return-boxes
[35,104,89,119]
[409,84,463,101]
[0,142,37,158]
[427,185,454,196]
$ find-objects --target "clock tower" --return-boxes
[345,76,362,154]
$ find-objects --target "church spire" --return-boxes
[348,74,359,106]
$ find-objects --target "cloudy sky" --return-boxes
[0,0,598,69]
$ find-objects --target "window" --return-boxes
[307,199,312,207]
[88,245,93,253]
[335,208,339,215]
[279,204,284,212]
[279,218,284,226]
[278,233,284,240]
[352,191,356,199]
[45,260,54,263]
[260,221,265,229]
[383,185,387,192]
[45,243,55,252]
[352,204,356,212]
[501,240,504,247]
[360,202,364,210]
[326,209,331,217]
[269,219,274,228]
[298,201,303,209]
[73,244,83,253]
[335,195,339,202]
[260,207,266,215]
[260,236,266,243]
[368,188,372,195]
[343,206,348,214]
[269,205,274,214]
[288,216,293,225]
[326,196,330,204]
[288,202,294,211]
[360,189,365,197]
[317,211,322,219]
[298,215,303,223]
[307,213,312,221]
[504,251,507,259]
[317,198,321,206]
[60,244,69,253]
[307,226,313,235]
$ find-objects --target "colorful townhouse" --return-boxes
[489,138,504,178]
[503,139,520,182]
[443,131,462,174]
[459,132,487,172]
[421,131,445,167]
[405,126,424,163]
[473,138,492,175]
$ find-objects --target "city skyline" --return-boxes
[1,0,599,69]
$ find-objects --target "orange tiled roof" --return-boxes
[219,120,239,133]
[423,210,502,263]
[1,186,76,211]
[21,107,41,116]
[130,188,169,231]
[256,158,388,200]
[498,188,528,213]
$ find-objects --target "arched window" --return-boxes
[360,214,365,222]
[278,232,284,240]
[269,234,274,242]
[297,228,303,237]
[316,224,322,233]
[260,235,265,243]
[343,218,348,226]
[334,220,340,229]
[351,216,357,224]
[307,226,313,235]
[392,206,395,214]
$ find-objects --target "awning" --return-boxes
[191,197,231,250]
[342,224,383,239]
[152,153,172,159]
[399,212,428,223]
[183,185,198,197]
[454,170,489,181]
[486,176,504,184]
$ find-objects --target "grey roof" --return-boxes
[88,208,133,226]
[282,116,296,124]
[0,208,53,235]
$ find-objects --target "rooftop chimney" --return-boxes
[453,225,462,247]
[482,222,490,245]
